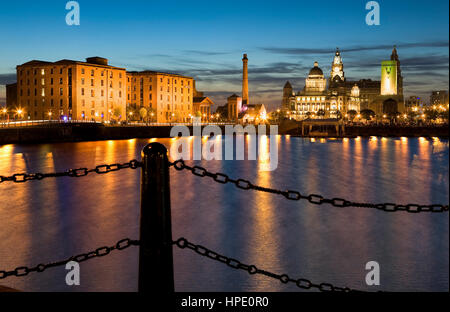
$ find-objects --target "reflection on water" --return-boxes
[0,137,448,292]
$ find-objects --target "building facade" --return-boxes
[6,83,17,110]
[282,47,405,120]
[227,94,242,121]
[126,71,194,123]
[14,57,127,121]
[8,57,207,123]
[405,96,423,112]
[430,90,449,107]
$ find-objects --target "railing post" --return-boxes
[139,142,174,293]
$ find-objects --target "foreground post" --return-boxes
[139,143,174,293]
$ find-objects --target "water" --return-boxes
[0,136,448,292]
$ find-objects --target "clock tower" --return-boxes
[330,48,345,83]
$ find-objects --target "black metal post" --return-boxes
[139,143,174,293]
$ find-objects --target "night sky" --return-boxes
[0,0,448,110]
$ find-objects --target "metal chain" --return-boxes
[169,159,449,213]
[0,238,140,280]
[173,237,362,292]
[0,160,142,184]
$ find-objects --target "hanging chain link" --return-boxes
[173,237,362,292]
[0,160,142,184]
[169,159,449,213]
[0,238,140,280]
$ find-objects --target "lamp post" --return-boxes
[129,111,134,123]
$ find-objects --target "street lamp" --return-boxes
[16,108,24,120]
[1,108,8,122]
[48,111,53,120]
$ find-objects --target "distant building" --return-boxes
[227,94,242,121]
[9,57,214,123]
[14,57,127,121]
[192,82,215,121]
[405,96,422,112]
[126,71,194,123]
[282,47,405,120]
[193,96,214,121]
[430,90,449,107]
[6,83,17,109]
[214,104,228,120]
[240,104,267,124]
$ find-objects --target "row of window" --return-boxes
[128,103,191,111]
[81,88,122,98]
[20,88,64,97]
[128,93,190,102]
[127,77,191,86]
[81,78,122,88]
[19,68,124,78]
[23,98,66,108]
[20,77,65,86]
[128,85,190,94]
[80,68,122,79]
[81,100,111,108]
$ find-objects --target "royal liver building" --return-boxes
[282,47,404,120]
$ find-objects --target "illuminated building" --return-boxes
[376,46,405,115]
[126,71,194,123]
[282,47,405,120]
[430,91,449,107]
[14,57,127,121]
[227,94,242,121]
[242,54,250,105]
[241,104,267,124]
[405,96,422,112]
[227,53,268,124]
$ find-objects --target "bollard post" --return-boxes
[139,142,174,293]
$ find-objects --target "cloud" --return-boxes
[182,50,230,56]
[0,73,16,85]
[260,40,449,55]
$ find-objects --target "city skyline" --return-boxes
[0,0,449,110]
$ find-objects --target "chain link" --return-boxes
[170,159,449,213]
[0,238,140,280]
[173,237,361,292]
[0,160,142,184]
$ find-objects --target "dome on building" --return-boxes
[309,62,324,76]
[351,84,360,97]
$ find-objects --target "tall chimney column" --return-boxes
[242,54,249,105]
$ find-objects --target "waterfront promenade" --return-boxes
[0,120,448,145]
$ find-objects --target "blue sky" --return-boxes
[0,0,448,109]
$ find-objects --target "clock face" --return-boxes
[385,67,391,75]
